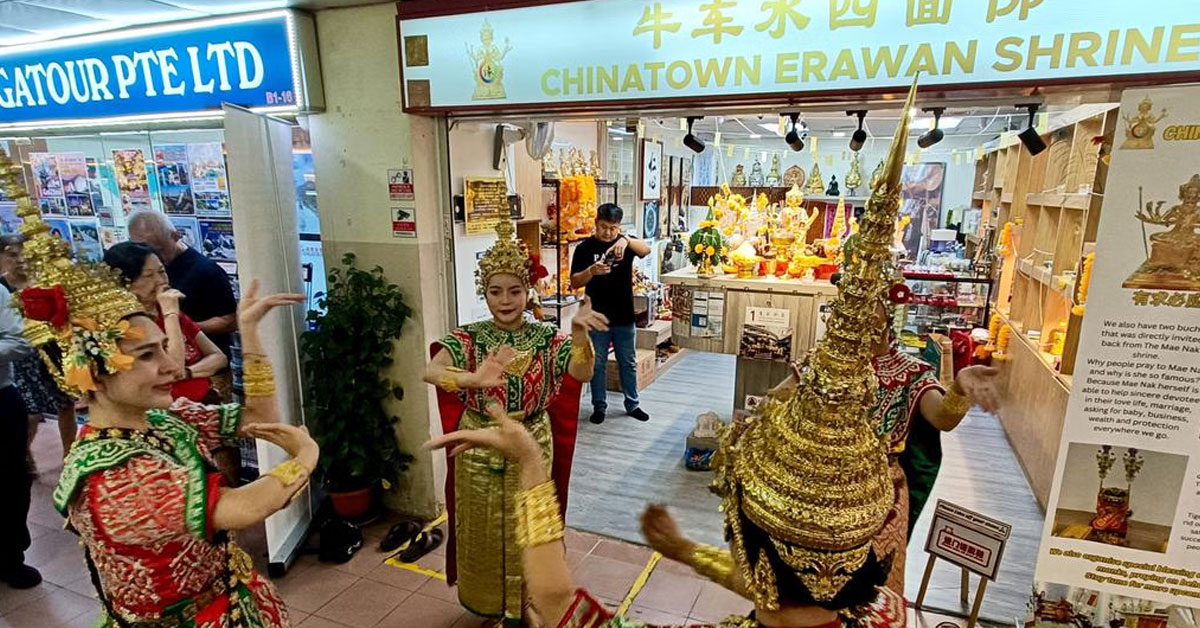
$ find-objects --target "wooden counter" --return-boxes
[661,268,836,411]
[994,312,1070,509]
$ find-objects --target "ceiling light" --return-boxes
[910,116,962,130]
[784,113,804,152]
[1017,103,1046,155]
[749,133,762,139]
[847,110,867,152]
[917,107,945,148]
[683,116,705,153]
[758,122,785,136]
[832,131,847,138]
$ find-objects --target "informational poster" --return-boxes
[111,149,152,215]
[187,143,231,218]
[42,217,72,254]
[38,196,66,215]
[69,219,103,262]
[690,289,724,338]
[170,217,200,249]
[1030,85,1200,619]
[29,152,63,201]
[293,151,319,236]
[154,145,194,215]
[98,226,124,250]
[0,202,19,233]
[463,177,508,235]
[58,152,94,217]
[392,206,416,238]
[739,306,792,361]
[199,220,235,261]
[389,168,415,202]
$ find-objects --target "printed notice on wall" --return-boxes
[389,169,415,202]
[463,177,508,235]
[1030,85,1200,621]
[392,206,416,239]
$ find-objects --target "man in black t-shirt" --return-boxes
[570,203,652,424]
[128,211,238,359]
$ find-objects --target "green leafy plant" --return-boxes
[300,253,413,492]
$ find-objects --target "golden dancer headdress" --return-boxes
[0,153,144,397]
[712,79,919,610]
[475,220,532,295]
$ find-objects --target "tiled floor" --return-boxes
[2,419,978,628]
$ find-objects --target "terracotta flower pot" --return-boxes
[329,487,373,519]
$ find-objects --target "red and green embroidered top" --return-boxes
[53,399,290,628]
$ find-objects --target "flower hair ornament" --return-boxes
[0,154,145,397]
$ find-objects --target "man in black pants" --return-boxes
[570,203,652,424]
[0,281,40,589]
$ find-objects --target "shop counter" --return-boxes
[661,268,837,412]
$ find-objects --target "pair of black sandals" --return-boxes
[380,520,444,562]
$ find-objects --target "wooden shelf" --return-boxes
[1025,192,1093,210]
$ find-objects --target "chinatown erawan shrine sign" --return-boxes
[398,0,1200,111]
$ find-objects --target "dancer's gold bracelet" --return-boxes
[943,385,970,418]
[515,481,564,548]
[689,544,735,586]
[267,459,308,487]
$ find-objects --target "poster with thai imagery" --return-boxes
[58,152,95,217]
[187,143,231,218]
[1030,85,1200,621]
[111,149,152,216]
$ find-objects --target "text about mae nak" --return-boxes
[1079,320,1200,440]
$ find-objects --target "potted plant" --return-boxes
[300,253,413,519]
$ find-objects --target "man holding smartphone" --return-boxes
[570,203,651,424]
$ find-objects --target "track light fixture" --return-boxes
[683,116,705,153]
[1017,103,1046,155]
[917,107,945,149]
[847,110,867,152]
[784,113,805,152]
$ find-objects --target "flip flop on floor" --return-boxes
[379,520,421,553]
[397,528,444,563]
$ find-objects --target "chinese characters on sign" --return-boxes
[924,500,1011,580]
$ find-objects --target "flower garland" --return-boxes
[1072,252,1094,316]
[558,175,598,240]
[998,221,1015,257]
[993,324,1013,361]
[975,312,1003,360]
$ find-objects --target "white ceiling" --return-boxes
[0,0,384,46]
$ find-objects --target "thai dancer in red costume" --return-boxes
[424,220,605,626]
[1,155,314,628]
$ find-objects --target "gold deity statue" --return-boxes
[1124,174,1200,290]
[730,164,747,186]
[588,150,602,178]
[765,154,782,186]
[1120,96,1167,150]
[467,20,511,101]
[806,161,826,196]
[845,153,863,192]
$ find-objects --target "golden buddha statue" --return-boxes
[806,161,826,196]
[730,164,747,186]
[1120,96,1167,150]
[1124,174,1200,290]
[845,153,864,192]
[467,20,511,101]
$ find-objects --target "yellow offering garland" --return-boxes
[993,324,1013,361]
[998,221,1015,257]
[1072,252,1094,316]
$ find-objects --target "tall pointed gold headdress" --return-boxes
[0,153,144,397]
[713,80,919,609]
[475,220,532,295]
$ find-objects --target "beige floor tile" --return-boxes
[688,581,752,624]
[631,568,704,616]
[572,554,646,601]
[374,592,465,627]
[330,544,396,578]
[0,585,96,628]
[591,538,654,566]
[0,582,51,615]
[273,562,360,614]
[35,544,87,587]
[312,578,409,627]
[416,576,459,604]
[565,528,603,554]
[361,562,432,592]
[63,609,103,628]
[296,615,352,627]
[623,603,692,625]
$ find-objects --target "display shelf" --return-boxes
[975,105,1118,507]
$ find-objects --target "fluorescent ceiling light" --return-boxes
[911,116,962,130]
[749,133,762,139]
[757,122,784,136]
[832,131,847,137]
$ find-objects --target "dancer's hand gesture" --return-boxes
[471,345,517,389]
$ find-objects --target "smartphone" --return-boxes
[602,249,618,265]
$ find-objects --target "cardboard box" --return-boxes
[606,348,657,392]
[636,319,672,349]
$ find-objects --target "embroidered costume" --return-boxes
[432,221,581,624]
[55,400,289,628]
[869,347,944,592]
[554,586,906,628]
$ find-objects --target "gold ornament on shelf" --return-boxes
[869,159,885,189]
[805,161,825,196]
[731,164,747,186]
[475,220,531,296]
[0,153,145,397]
[1073,252,1094,315]
[588,150,602,178]
[712,79,920,610]
[765,155,782,186]
[845,153,863,192]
